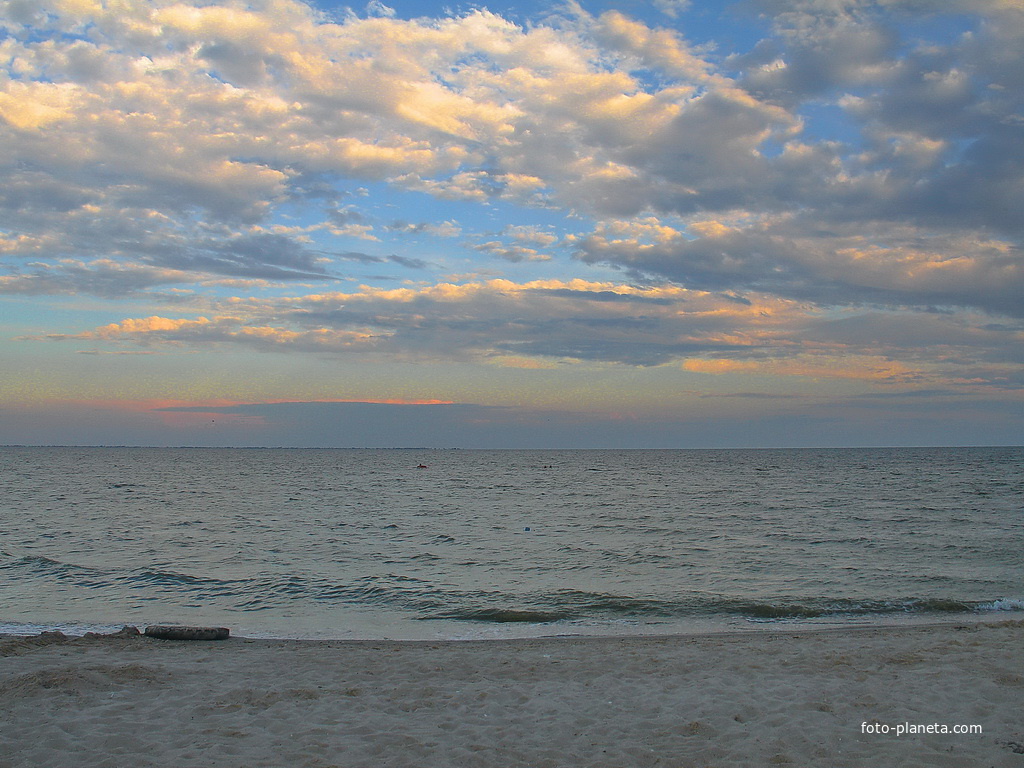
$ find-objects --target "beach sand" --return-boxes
[2,620,1022,767]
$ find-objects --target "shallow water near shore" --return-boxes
[1,446,1021,639]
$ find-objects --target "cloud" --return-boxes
[472,241,552,263]
[2,0,1023,411]
[384,220,462,239]
[573,214,1024,316]
[0,0,786,274]
[502,225,558,247]
[652,0,691,19]
[32,277,1024,391]
[46,313,378,353]
[365,1,396,19]
[0,259,193,297]
[36,279,797,363]
[552,0,1024,316]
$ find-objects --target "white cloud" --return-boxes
[365,1,395,19]
[652,0,691,19]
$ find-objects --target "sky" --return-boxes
[1,0,1022,448]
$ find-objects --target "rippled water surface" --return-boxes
[1,447,1021,638]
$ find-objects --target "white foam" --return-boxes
[979,598,1024,612]
[0,621,128,637]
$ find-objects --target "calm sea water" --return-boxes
[1,446,1021,639]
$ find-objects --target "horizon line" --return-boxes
[2,444,1021,451]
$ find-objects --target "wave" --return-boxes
[1,552,245,597]
[122,569,239,589]
[5,548,1019,625]
[727,597,982,620]
[415,590,1024,624]
[438,608,572,623]
[1,552,109,580]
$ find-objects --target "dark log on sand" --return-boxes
[144,625,230,641]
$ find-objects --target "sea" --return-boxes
[1,446,1022,640]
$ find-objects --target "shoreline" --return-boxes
[4,619,1022,766]
[2,607,1018,643]
[4,614,1017,649]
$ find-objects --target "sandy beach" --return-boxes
[2,620,1022,767]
